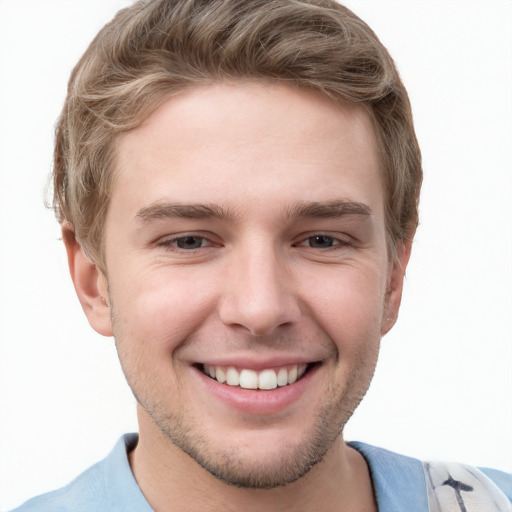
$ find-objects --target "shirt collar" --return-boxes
[109,434,430,511]
[348,441,430,512]
[104,433,154,511]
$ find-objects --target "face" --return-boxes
[73,83,408,488]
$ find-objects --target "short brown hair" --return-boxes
[54,0,422,270]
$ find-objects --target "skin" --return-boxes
[65,82,411,511]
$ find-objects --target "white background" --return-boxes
[0,0,511,509]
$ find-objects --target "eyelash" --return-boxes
[157,233,351,252]
[157,234,216,251]
[294,234,350,250]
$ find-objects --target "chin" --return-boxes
[144,393,351,489]
[171,426,339,489]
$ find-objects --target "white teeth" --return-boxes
[203,363,309,390]
[258,369,278,390]
[226,367,240,386]
[239,369,258,389]
[277,367,288,387]
[216,367,226,383]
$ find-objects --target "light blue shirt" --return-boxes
[9,434,512,511]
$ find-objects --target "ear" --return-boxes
[62,223,113,337]
[381,240,412,336]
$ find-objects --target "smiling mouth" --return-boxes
[200,363,318,390]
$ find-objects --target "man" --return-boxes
[7,0,511,511]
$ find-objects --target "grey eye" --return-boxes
[175,236,205,249]
[307,235,335,248]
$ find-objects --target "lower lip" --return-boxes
[194,365,319,415]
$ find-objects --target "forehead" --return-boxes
[112,82,383,217]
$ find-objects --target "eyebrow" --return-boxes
[284,200,372,219]
[136,202,236,222]
[135,199,372,224]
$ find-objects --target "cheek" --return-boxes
[109,266,219,353]
[302,265,387,347]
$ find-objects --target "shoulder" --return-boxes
[8,460,109,512]
[8,434,151,512]
[348,441,430,511]
[349,441,512,512]
[424,461,512,511]
[479,467,512,502]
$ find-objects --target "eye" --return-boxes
[305,235,338,249]
[157,235,213,250]
[296,234,348,249]
[174,236,206,250]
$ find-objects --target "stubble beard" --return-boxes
[148,383,367,489]
[124,354,376,490]
[109,298,379,489]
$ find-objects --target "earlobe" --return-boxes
[381,240,412,336]
[62,223,113,337]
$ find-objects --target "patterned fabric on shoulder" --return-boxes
[424,461,512,512]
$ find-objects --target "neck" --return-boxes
[130,411,376,512]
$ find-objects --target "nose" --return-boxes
[218,243,301,336]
